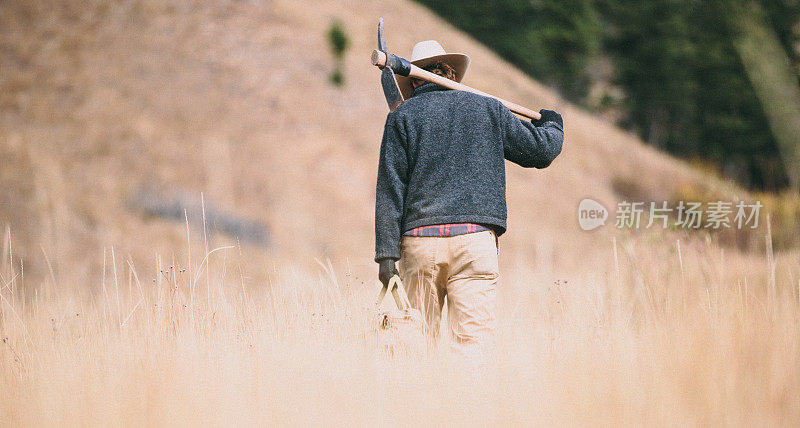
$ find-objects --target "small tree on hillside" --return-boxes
[328,19,350,87]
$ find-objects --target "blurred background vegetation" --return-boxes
[328,19,350,86]
[415,0,800,192]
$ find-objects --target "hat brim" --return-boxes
[395,53,470,101]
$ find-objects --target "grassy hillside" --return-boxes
[0,0,740,284]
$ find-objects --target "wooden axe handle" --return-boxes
[372,50,541,121]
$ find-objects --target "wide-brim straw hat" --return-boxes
[396,40,470,100]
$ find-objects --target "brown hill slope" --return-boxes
[0,0,733,286]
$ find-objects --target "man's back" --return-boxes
[375,82,563,261]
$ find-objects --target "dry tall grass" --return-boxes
[1,225,798,426]
[2,1,799,425]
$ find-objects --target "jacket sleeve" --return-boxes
[500,105,564,168]
[374,113,408,262]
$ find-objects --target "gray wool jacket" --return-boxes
[374,82,564,262]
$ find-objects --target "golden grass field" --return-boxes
[2,223,799,426]
[2,0,800,425]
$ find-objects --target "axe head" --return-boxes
[381,68,404,112]
[377,18,405,112]
[378,17,387,53]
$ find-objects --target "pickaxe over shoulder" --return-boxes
[371,18,541,120]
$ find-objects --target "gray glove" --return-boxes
[533,109,563,128]
[377,258,398,287]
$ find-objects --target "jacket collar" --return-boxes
[411,82,451,97]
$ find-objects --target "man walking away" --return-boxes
[374,40,564,367]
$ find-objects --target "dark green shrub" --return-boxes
[327,20,349,87]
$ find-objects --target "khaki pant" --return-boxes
[398,230,498,361]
